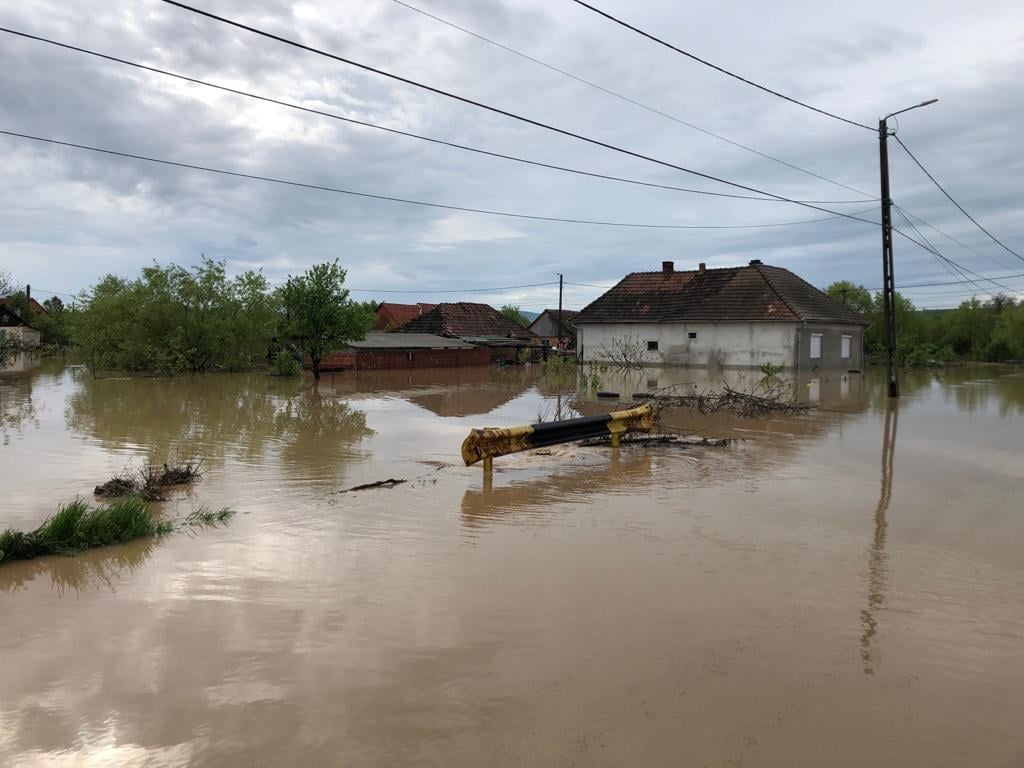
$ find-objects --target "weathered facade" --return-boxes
[574,260,867,370]
[0,304,41,347]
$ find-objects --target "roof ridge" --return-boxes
[752,263,801,321]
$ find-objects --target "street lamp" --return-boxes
[878,98,938,398]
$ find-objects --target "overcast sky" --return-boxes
[1,0,1022,312]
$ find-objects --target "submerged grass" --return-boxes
[0,497,172,564]
[0,498,236,565]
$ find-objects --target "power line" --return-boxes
[0,130,874,230]
[568,0,873,132]
[897,205,1017,273]
[893,134,1024,264]
[866,270,1024,291]
[155,0,882,226]
[0,27,869,207]
[389,0,875,200]
[894,207,996,298]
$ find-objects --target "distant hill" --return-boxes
[521,310,540,323]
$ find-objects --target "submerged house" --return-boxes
[315,332,490,371]
[573,260,868,370]
[528,309,578,348]
[0,304,41,347]
[372,302,437,331]
[399,302,537,362]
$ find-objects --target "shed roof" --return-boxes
[349,332,477,350]
[398,302,537,340]
[574,261,868,326]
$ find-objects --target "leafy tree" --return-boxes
[0,269,14,298]
[500,304,529,327]
[824,280,873,316]
[69,259,277,373]
[277,261,373,380]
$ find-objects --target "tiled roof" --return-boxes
[398,302,537,340]
[373,302,437,330]
[574,262,868,325]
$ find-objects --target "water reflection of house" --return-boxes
[399,302,537,363]
[574,260,868,370]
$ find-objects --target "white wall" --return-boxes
[577,322,799,368]
[0,327,41,346]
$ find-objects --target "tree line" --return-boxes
[3,260,374,378]
[825,280,1024,364]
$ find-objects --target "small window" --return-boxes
[647,340,659,351]
[810,333,822,360]
[688,332,697,340]
[841,335,852,359]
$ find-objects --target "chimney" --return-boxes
[25,284,31,303]
[662,260,674,274]
[748,259,762,266]
[698,262,706,272]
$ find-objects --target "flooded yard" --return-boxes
[1,362,1023,767]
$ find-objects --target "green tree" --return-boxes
[500,304,529,327]
[277,261,373,380]
[68,259,277,374]
[824,280,873,316]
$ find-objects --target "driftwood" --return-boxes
[633,383,808,417]
[341,478,407,493]
[577,433,730,448]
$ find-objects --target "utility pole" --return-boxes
[557,273,564,350]
[878,98,938,400]
[878,118,899,398]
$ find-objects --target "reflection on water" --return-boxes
[0,537,159,595]
[860,402,898,675]
[2,362,1024,767]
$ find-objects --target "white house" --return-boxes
[574,260,868,371]
[0,304,41,347]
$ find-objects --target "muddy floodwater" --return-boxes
[1,362,1023,767]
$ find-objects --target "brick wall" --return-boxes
[311,346,492,371]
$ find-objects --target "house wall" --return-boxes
[576,322,800,368]
[313,346,492,371]
[796,324,865,371]
[0,326,41,346]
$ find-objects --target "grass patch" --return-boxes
[0,497,173,564]
[95,456,204,501]
[0,498,237,566]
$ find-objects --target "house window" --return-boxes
[841,335,852,359]
[809,333,822,359]
[647,340,659,351]
[688,332,697,340]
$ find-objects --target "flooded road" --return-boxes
[1,362,1023,767]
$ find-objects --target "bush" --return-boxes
[270,352,302,377]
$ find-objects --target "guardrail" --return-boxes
[461,403,654,470]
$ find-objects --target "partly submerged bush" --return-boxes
[0,498,236,565]
[0,497,173,563]
[269,352,302,377]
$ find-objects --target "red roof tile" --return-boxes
[398,302,537,340]
[373,302,438,330]
[574,263,868,325]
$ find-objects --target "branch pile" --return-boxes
[633,383,808,417]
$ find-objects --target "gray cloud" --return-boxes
[1,0,1022,312]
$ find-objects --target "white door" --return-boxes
[810,333,822,359]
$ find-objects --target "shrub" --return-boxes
[270,352,302,377]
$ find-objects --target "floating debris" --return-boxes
[342,478,407,493]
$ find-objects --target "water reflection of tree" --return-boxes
[0,377,39,445]
[271,387,373,468]
[65,374,371,469]
[860,402,898,675]
[0,537,159,595]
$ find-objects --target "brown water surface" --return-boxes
[1,362,1023,766]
